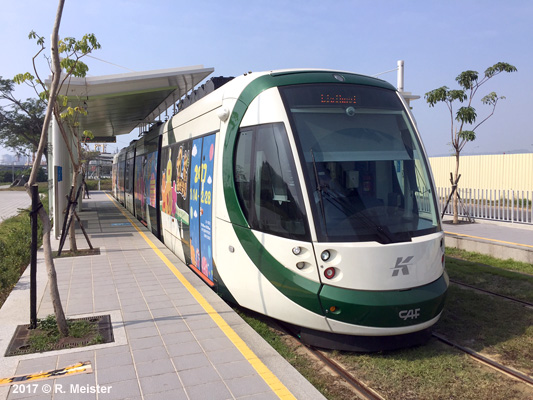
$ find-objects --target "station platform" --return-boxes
[0,191,325,400]
[442,217,533,264]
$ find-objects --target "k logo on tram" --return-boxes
[392,256,414,276]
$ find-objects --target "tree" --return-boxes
[0,78,46,160]
[15,17,101,253]
[14,0,101,336]
[424,62,517,224]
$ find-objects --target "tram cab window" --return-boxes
[234,123,309,240]
[280,83,440,243]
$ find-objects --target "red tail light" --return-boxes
[324,267,336,279]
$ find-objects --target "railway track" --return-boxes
[432,332,533,387]
[273,321,384,399]
[449,278,533,308]
[306,346,384,400]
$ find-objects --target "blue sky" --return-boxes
[1,0,532,156]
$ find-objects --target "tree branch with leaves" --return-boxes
[425,62,517,223]
[15,28,101,252]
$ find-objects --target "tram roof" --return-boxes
[47,65,214,138]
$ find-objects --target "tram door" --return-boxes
[189,134,216,286]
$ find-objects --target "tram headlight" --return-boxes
[321,250,331,261]
[292,246,302,255]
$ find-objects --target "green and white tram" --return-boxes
[113,69,448,351]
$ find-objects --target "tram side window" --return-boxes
[234,123,309,240]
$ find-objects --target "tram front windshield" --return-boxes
[280,84,440,243]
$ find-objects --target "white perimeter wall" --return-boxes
[429,153,533,192]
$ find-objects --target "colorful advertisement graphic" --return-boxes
[189,138,202,273]
[200,135,215,282]
[146,151,157,208]
[134,155,146,222]
[160,142,192,264]
[189,134,215,283]
[160,143,191,220]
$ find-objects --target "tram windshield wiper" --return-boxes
[310,149,329,240]
[320,189,396,244]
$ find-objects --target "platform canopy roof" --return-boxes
[49,65,214,138]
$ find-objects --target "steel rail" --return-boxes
[432,332,533,387]
[308,346,384,400]
[275,321,383,400]
[449,279,533,308]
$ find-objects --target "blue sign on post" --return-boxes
[57,166,63,182]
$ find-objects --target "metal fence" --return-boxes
[437,187,533,224]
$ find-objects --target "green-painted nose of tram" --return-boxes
[318,272,449,328]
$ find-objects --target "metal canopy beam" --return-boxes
[51,65,214,137]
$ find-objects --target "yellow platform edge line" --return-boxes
[444,231,533,249]
[105,194,296,400]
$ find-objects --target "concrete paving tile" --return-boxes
[135,359,175,378]
[124,325,160,340]
[184,380,232,400]
[115,282,139,290]
[95,350,133,369]
[132,346,168,363]
[118,297,147,309]
[215,360,256,380]
[94,344,130,357]
[141,290,168,300]
[93,378,141,400]
[15,357,58,375]
[178,365,222,387]
[145,300,173,310]
[129,335,164,350]
[199,337,235,352]
[121,310,152,322]
[191,326,227,341]
[123,320,156,332]
[67,305,94,316]
[143,388,188,400]
[120,303,149,313]
[185,317,218,331]
[52,372,97,400]
[162,286,189,295]
[150,307,179,319]
[166,341,203,358]
[96,364,137,385]
[154,320,188,335]
[133,273,156,280]
[175,303,205,316]
[94,301,121,312]
[171,352,211,372]
[207,347,246,365]
[236,392,279,400]
[225,375,271,398]
[93,290,118,299]
[7,389,52,400]
[161,330,197,346]
[138,372,182,395]
[56,350,95,367]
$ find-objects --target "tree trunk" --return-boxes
[39,207,68,335]
[24,0,69,337]
[453,151,460,224]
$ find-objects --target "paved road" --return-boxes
[0,190,31,222]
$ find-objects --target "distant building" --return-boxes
[0,154,14,164]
